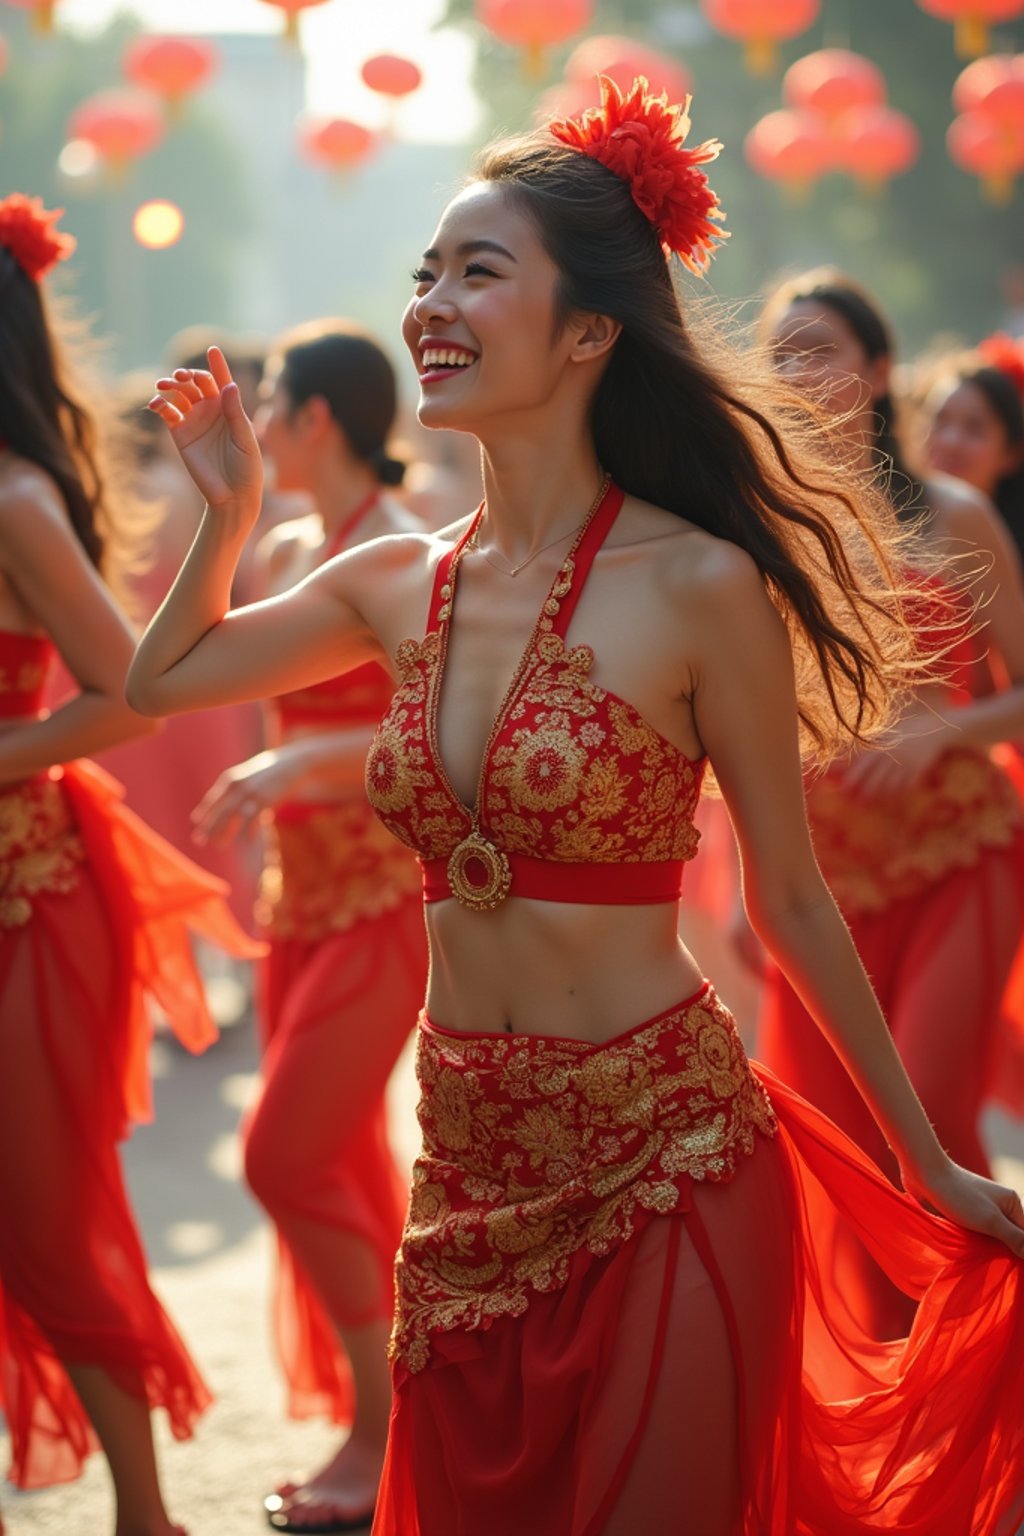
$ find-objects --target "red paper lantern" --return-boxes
[564,35,691,106]
[300,116,376,174]
[702,0,821,74]
[3,0,57,32]
[915,0,1024,58]
[745,108,833,195]
[257,0,334,44]
[833,105,920,190]
[360,54,423,100]
[783,49,886,121]
[68,89,164,174]
[476,0,594,77]
[948,108,1024,199]
[123,36,218,119]
[953,53,1024,131]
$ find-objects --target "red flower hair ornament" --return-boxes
[548,75,727,275]
[978,333,1024,399]
[0,194,77,283]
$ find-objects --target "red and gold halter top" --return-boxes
[0,628,53,719]
[272,491,395,730]
[365,479,705,910]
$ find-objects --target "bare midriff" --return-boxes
[423,895,702,1042]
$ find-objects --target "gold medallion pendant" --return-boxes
[446,829,512,911]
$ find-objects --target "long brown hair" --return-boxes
[474,134,926,762]
[0,248,138,596]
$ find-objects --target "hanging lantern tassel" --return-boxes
[523,40,547,79]
[956,13,990,54]
[983,168,1014,200]
[745,34,778,74]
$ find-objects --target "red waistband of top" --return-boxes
[420,853,687,905]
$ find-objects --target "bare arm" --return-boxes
[0,472,157,785]
[126,350,384,717]
[686,540,1024,1254]
[846,488,1024,794]
[931,490,1024,747]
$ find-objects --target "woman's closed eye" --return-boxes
[410,262,500,286]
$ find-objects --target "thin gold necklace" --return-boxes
[469,475,609,578]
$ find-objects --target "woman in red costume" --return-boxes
[134,81,1024,1536]
[192,322,426,1533]
[757,271,1024,1339]
[922,333,1024,565]
[0,197,261,1532]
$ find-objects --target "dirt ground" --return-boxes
[4,978,1024,1536]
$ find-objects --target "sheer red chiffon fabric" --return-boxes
[247,906,426,1421]
[244,799,426,1422]
[373,990,1024,1536]
[0,761,263,1489]
[760,746,1024,1336]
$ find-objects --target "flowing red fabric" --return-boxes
[244,800,426,1422]
[373,991,1024,1536]
[760,749,1024,1335]
[247,906,426,1421]
[0,761,262,1490]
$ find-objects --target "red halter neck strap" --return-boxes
[426,504,483,632]
[323,488,381,559]
[548,479,624,639]
[425,481,623,636]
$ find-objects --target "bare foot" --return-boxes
[265,1434,381,1529]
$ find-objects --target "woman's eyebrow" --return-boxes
[420,239,517,263]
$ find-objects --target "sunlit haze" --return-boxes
[58,0,482,144]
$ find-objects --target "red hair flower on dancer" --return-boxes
[548,75,728,273]
[979,332,1024,397]
[0,193,76,282]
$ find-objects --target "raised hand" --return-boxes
[148,346,263,514]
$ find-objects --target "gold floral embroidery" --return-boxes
[0,775,84,930]
[367,626,703,872]
[808,748,1024,914]
[257,799,421,940]
[390,988,777,1372]
[365,634,453,846]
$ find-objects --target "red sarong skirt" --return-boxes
[0,760,262,1489]
[373,982,1024,1536]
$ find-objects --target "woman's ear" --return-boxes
[568,311,622,366]
[296,393,334,442]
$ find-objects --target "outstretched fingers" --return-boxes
[147,393,185,426]
[207,344,234,390]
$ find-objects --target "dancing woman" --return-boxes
[758,271,1024,1338]
[0,197,260,1532]
[134,84,1024,1536]
[192,323,426,1532]
[922,332,1024,564]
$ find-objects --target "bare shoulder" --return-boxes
[324,511,474,589]
[0,456,70,547]
[925,473,1001,544]
[256,511,317,563]
[923,473,1022,581]
[622,496,767,613]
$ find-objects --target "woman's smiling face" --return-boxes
[925,377,1023,496]
[402,182,583,435]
